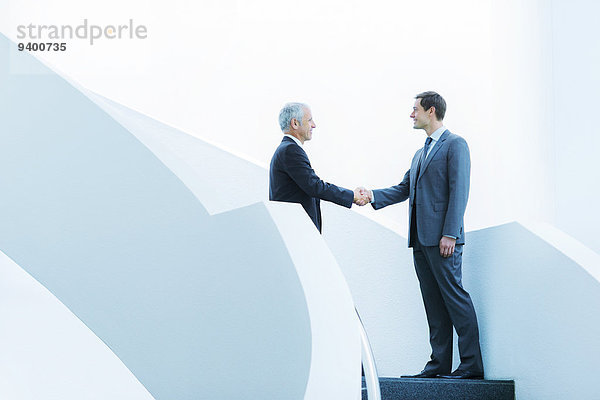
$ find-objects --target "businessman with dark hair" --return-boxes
[360,91,484,379]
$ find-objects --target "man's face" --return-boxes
[297,107,316,142]
[410,98,431,130]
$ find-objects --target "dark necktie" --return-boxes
[411,137,433,240]
[416,137,433,179]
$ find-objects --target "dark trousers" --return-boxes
[411,227,484,374]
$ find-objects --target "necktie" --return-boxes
[416,137,433,179]
[411,137,433,238]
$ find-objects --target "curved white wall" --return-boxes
[0,251,156,400]
[0,38,360,400]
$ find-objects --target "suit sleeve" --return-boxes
[371,169,411,210]
[443,137,470,238]
[282,144,354,208]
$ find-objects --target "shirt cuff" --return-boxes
[443,235,457,239]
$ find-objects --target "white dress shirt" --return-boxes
[424,126,446,159]
[283,133,303,147]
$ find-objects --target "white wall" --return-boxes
[550,0,600,253]
[2,0,587,241]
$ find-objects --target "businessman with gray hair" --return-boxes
[360,91,484,379]
[269,102,367,233]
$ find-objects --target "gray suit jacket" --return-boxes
[372,130,470,247]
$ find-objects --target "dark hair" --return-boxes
[415,91,446,121]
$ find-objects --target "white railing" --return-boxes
[357,309,381,400]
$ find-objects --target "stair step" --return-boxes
[362,377,515,400]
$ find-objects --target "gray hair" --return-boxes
[279,102,308,132]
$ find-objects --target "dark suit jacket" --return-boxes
[372,130,470,246]
[269,136,354,232]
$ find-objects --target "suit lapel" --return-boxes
[418,129,450,180]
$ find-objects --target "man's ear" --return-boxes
[290,118,299,130]
[428,106,436,117]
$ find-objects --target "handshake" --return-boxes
[353,187,373,206]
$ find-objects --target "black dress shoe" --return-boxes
[401,370,441,378]
[437,370,484,379]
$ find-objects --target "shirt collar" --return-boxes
[429,126,446,142]
[283,133,303,147]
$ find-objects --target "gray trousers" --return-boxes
[412,232,484,374]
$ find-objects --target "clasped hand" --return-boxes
[353,187,372,206]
